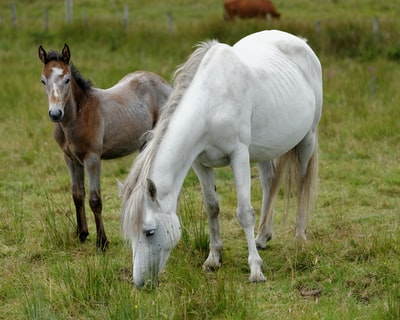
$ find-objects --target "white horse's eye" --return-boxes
[64,77,70,84]
[145,229,156,237]
[41,79,46,85]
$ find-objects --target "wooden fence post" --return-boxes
[10,3,17,29]
[124,5,129,32]
[373,16,379,43]
[65,0,73,24]
[82,9,87,27]
[44,8,49,32]
[167,12,175,33]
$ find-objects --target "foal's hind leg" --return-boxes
[85,153,108,251]
[192,161,222,271]
[65,155,89,243]
[294,132,318,240]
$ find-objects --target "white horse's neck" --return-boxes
[149,104,205,209]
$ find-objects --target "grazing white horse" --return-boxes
[121,30,323,288]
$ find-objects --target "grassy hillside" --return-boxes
[0,1,399,319]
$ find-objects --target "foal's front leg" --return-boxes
[85,153,108,251]
[65,155,89,243]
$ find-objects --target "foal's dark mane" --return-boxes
[46,50,93,92]
[70,64,93,92]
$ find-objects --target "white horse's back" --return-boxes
[189,30,322,164]
[234,30,323,127]
[234,30,321,82]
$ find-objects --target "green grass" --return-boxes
[0,1,399,319]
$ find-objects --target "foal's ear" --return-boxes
[146,178,157,202]
[61,43,71,64]
[38,45,47,64]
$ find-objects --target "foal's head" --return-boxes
[38,44,73,122]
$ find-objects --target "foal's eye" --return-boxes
[145,230,156,238]
[41,79,46,85]
[64,78,70,84]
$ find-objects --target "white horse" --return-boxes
[121,30,323,288]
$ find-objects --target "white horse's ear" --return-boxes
[147,178,157,202]
[116,179,124,197]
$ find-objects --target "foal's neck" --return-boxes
[63,78,88,123]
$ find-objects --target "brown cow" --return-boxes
[224,0,281,20]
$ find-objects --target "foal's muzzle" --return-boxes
[48,109,63,122]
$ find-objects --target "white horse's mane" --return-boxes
[121,39,219,239]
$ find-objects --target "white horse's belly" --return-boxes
[195,89,315,166]
[248,84,315,162]
[197,148,231,167]
[248,119,312,162]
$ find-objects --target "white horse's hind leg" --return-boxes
[192,161,222,271]
[231,146,266,282]
[255,161,275,249]
[295,132,318,240]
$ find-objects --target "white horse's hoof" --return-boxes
[249,272,267,283]
[295,230,307,241]
[203,254,222,272]
[255,233,272,250]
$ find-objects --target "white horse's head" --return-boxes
[129,179,181,289]
[38,44,72,122]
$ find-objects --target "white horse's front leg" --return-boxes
[192,161,222,271]
[231,147,266,282]
[237,206,266,282]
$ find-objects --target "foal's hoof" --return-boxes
[97,238,109,252]
[78,231,89,243]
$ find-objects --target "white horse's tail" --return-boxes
[257,136,318,241]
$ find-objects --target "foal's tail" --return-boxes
[257,137,318,239]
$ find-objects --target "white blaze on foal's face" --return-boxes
[41,64,71,122]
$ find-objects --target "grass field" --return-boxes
[0,1,399,319]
